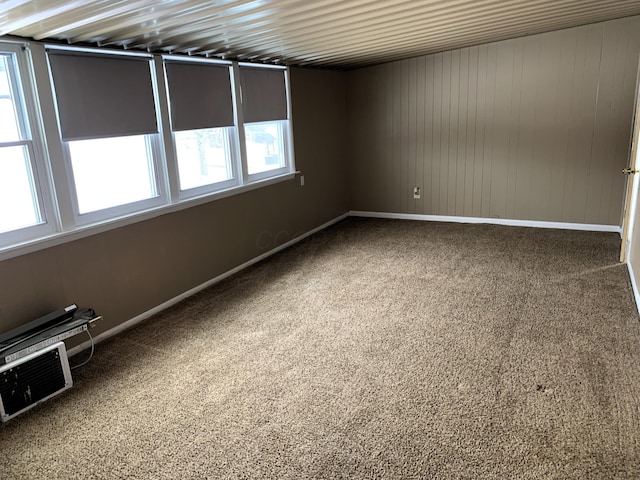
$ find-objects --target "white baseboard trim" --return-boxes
[68,212,349,357]
[627,261,640,317]
[349,211,622,234]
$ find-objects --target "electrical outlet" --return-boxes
[413,186,421,199]
[300,175,305,186]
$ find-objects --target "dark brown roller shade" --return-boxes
[165,61,235,131]
[239,66,288,123]
[48,51,158,141]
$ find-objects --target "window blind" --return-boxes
[48,51,158,141]
[239,66,288,123]
[165,61,235,131]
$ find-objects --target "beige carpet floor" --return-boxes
[2,217,640,479]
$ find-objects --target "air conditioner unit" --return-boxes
[0,342,72,422]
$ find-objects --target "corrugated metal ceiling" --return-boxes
[2,0,640,68]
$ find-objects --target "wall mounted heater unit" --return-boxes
[0,342,72,422]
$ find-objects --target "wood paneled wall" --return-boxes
[347,16,640,226]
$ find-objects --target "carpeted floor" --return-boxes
[2,217,640,479]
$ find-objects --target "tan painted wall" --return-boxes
[347,16,640,225]
[0,67,349,337]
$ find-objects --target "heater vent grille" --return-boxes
[0,342,72,421]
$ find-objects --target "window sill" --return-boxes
[0,171,300,262]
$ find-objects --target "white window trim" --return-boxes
[0,41,57,248]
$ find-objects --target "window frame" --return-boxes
[0,41,57,248]
[162,56,243,201]
[47,46,169,226]
[236,63,296,185]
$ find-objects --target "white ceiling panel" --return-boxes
[1,0,640,68]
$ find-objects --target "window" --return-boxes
[245,120,287,175]
[66,135,157,214]
[47,49,165,224]
[164,59,238,196]
[0,145,40,233]
[239,65,293,181]
[0,40,297,257]
[174,127,233,190]
[0,43,54,246]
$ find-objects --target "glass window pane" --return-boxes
[68,135,157,214]
[0,145,41,233]
[0,55,22,143]
[174,127,233,190]
[245,121,285,175]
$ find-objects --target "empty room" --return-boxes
[3,1,640,478]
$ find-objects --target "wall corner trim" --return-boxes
[68,212,349,357]
[349,211,623,234]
